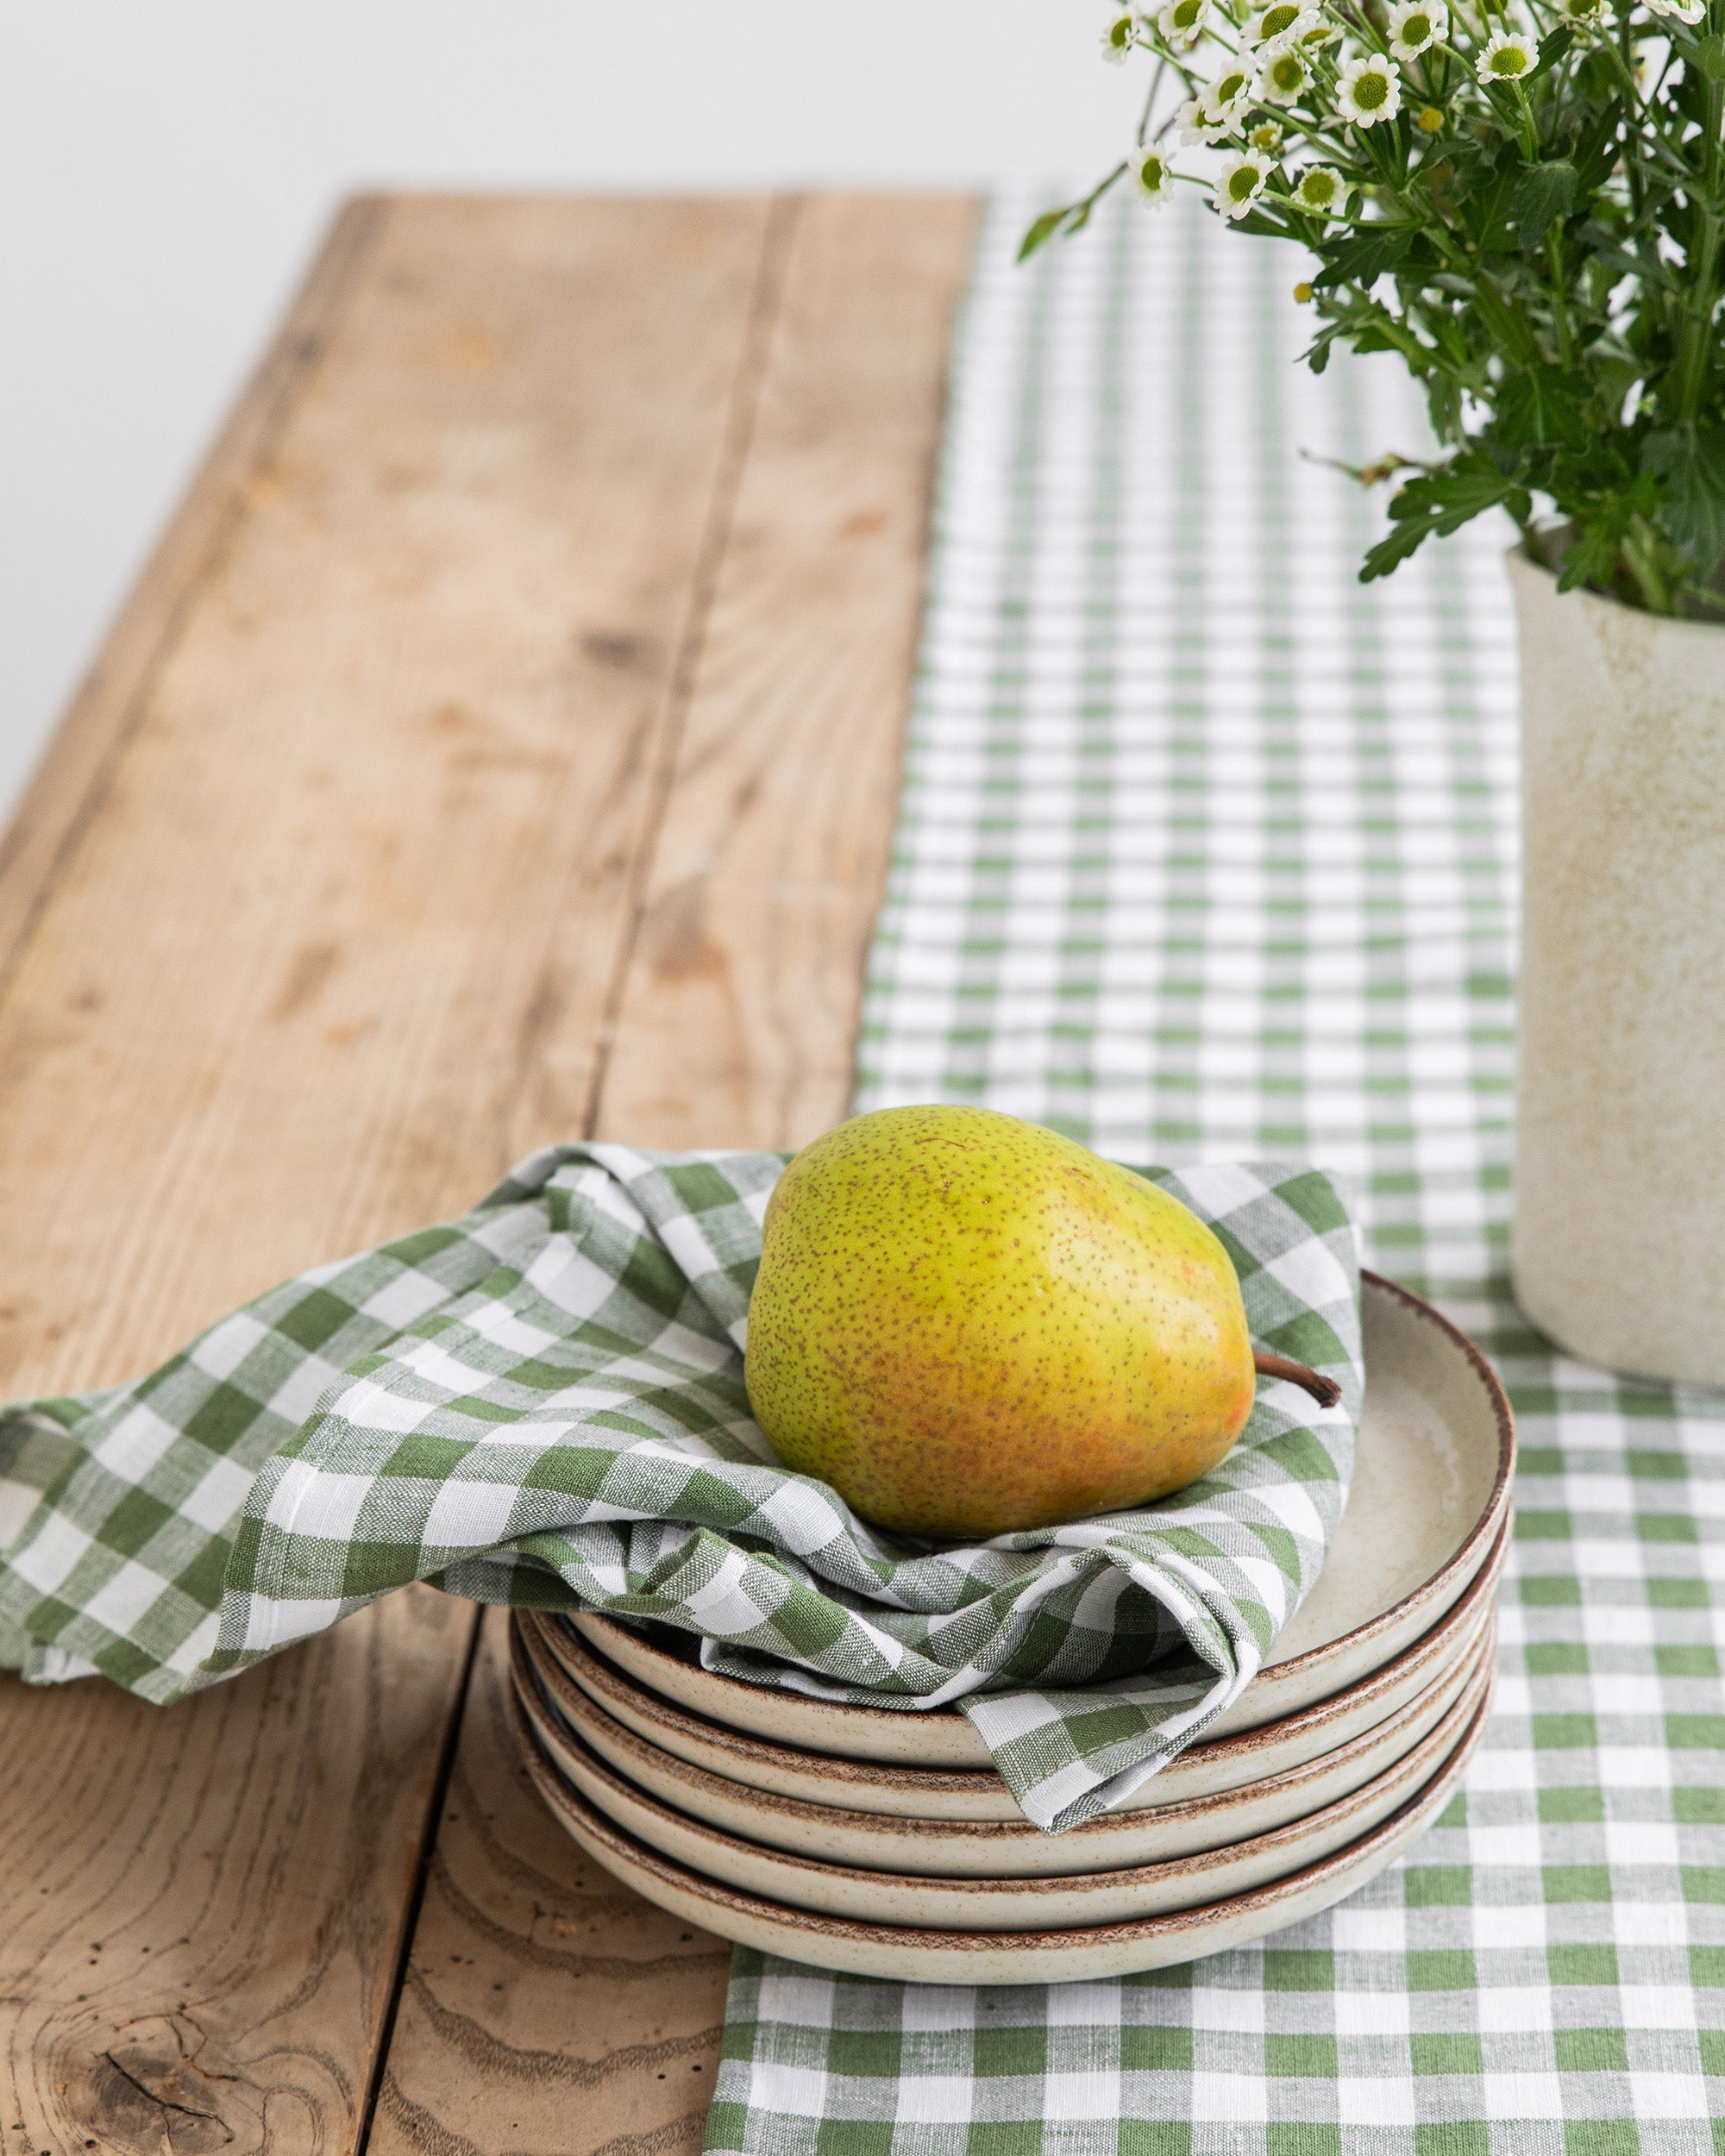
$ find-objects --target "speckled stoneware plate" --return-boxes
[512,1649,1491,1931]
[528,1520,1505,1820]
[513,1608,1494,1879]
[512,1681,1493,1983]
[570,1272,1514,1767]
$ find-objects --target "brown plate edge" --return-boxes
[510,1673,1494,1956]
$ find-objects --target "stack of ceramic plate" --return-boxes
[510,1272,1514,1984]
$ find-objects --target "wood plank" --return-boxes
[0,194,775,1401]
[373,1612,734,2156]
[374,192,978,2156]
[0,194,782,2156]
[589,192,982,1153]
[0,1588,475,2156]
[0,198,388,998]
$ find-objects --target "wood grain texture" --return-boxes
[0,195,787,2156]
[593,192,982,1151]
[372,1614,732,2156]
[373,194,978,2156]
[0,198,389,1000]
[0,194,775,1402]
[0,1587,475,2156]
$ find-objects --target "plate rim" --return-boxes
[513,1646,1493,1910]
[512,1677,1493,1957]
[531,1513,1508,1804]
[514,1599,1496,1852]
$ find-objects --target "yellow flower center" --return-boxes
[1493,42,1528,71]
[1353,67,1389,106]
[1417,103,1444,128]
[1229,167,1259,200]
[1263,3,1302,32]
[1270,53,1305,89]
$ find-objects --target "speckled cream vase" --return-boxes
[1508,546,1725,1384]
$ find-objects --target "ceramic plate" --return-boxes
[514,1681,1493,1983]
[529,1519,1505,1821]
[513,1647,1491,1930]
[514,1609,1493,1879]
[571,1271,1514,1767]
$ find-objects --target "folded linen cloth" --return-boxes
[0,1142,1358,1833]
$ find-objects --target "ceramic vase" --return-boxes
[1508,547,1725,1385]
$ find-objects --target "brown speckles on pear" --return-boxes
[743,1104,1257,1539]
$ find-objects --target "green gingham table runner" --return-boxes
[0,1134,1359,1835]
[704,193,1725,2151]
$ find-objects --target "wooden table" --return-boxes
[0,191,976,2156]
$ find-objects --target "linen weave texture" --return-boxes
[0,1135,1360,1835]
[703,195,1725,2152]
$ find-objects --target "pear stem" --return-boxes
[1253,1351,1342,1409]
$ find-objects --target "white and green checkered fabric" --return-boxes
[0,1138,1359,1833]
[705,195,1725,2151]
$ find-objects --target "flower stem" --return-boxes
[1672,66,1724,423]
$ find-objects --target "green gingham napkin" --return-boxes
[0,1141,1358,1833]
[705,191,1725,2151]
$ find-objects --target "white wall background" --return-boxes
[0,3,1135,821]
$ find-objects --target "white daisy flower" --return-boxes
[1132,143,1180,205]
[1335,51,1404,122]
[1240,0,1308,45]
[1249,117,1287,151]
[1199,59,1260,128]
[1284,7,1344,45]
[1259,40,1314,101]
[1157,0,1215,48]
[1476,28,1536,77]
[1101,10,1139,61]
[1293,164,1347,217]
[1214,147,1275,220]
[1643,0,1704,20]
[1177,96,1227,142]
[1386,0,1448,57]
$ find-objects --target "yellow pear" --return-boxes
[743,1104,1324,1539]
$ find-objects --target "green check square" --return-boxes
[1410,2033,1484,2076]
[815,2120,894,2156]
[826,2030,905,2078]
[973,2024,1044,2079]
[1266,2034,1337,2077]
[1414,2127,1490,2156]
[1554,2028,1629,2073]
[1408,1951,1477,1991]
[1550,1944,1618,1986]
[1539,1788,1605,1824]
[275,1287,360,1355]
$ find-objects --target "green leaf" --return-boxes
[1018,207,1074,262]
[1643,425,1725,579]
[1312,225,1415,291]
[1509,160,1578,251]
[1527,23,1575,80]
[1360,454,1532,580]
[1695,33,1725,80]
[1497,368,1592,451]
[1571,100,1626,195]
